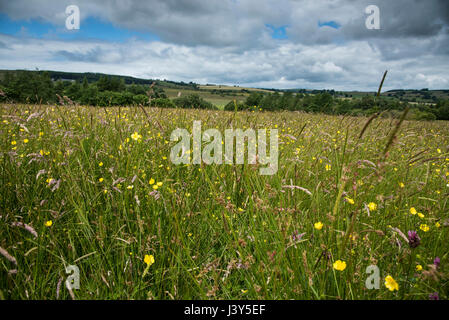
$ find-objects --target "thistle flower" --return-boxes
[429,292,439,300]
[434,257,440,269]
[407,230,420,248]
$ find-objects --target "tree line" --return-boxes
[225,91,449,120]
[1,70,448,120]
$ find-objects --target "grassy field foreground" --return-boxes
[0,103,448,299]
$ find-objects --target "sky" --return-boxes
[0,0,448,91]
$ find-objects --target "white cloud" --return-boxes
[0,0,448,89]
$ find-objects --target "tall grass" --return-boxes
[0,102,448,299]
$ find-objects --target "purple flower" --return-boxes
[429,292,439,300]
[407,230,421,248]
[434,257,440,269]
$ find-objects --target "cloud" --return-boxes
[0,0,448,89]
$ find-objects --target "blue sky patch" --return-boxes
[265,24,288,39]
[318,20,341,29]
[0,13,159,42]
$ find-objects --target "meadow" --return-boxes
[0,102,448,299]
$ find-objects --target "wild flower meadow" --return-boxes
[0,103,448,299]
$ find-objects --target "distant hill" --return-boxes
[1,69,448,105]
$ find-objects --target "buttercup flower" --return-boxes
[333,260,346,271]
[144,254,155,267]
[45,220,53,227]
[410,207,417,215]
[368,202,377,211]
[131,132,142,141]
[314,222,323,230]
[384,275,399,291]
[345,197,355,205]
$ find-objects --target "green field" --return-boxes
[1,103,448,299]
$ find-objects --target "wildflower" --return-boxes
[435,222,441,228]
[419,224,429,232]
[384,275,399,291]
[131,132,142,141]
[416,265,423,271]
[325,164,331,171]
[407,230,421,248]
[399,182,405,188]
[152,185,158,190]
[434,257,440,269]
[314,222,323,230]
[410,207,417,215]
[157,181,163,187]
[368,202,377,211]
[429,292,439,300]
[45,220,53,227]
[333,260,346,271]
[23,139,29,143]
[417,212,425,219]
[127,185,134,190]
[149,178,155,185]
[99,178,104,182]
[11,141,16,145]
[99,162,103,167]
[345,197,355,205]
[144,254,155,266]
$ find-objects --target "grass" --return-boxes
[0,103,448,300]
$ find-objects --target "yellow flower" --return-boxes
[144,254,155,266]
[149,178,155,185]
[399,182,405,188]
[45,220,53,227]
[325,164,331,171]
[152,185,158,190]
[333,260,346,271]
[131,132,142,141]
[419,224,429,232]
[314,222,323,230]
[435,222,441,228]
[99,162,103,167]
[416,265,423,271]
[368,202,377,211]
[99,178,104,182]
[11,141,17,145]
[346,197,355,205]
[23,139,29,143]
[417,212,425,219]
[157,181,163,187]
[410,207,417,215]
[384,275,399,291]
